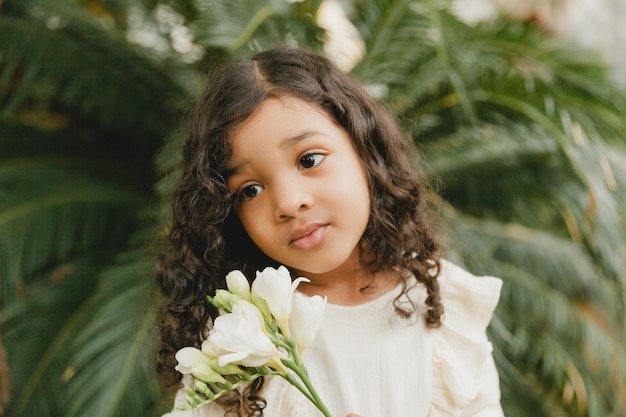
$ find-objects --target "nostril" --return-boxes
[273,186,314,220]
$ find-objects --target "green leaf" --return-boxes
[0,158,144,306]
[0,1,184,139]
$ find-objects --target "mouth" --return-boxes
[288,223,329,250]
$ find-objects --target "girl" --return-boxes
[157,47,504,417]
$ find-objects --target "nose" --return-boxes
[272,180,314,221]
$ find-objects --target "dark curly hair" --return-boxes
[156,47,442,415]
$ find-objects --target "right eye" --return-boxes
[238,184,264,201]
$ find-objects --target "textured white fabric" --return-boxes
[163,259,504,417]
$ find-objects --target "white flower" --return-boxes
[199,340,239,374]
[209,300,285,368]
[251,266,308,336]
[290,292,327,353]
[226,270,251,301]
[201,339,219,356]
[176,267,332,417]
[175,347,225,383]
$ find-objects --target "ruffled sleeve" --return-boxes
[429,260,505,417]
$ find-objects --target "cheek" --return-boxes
[349,163,371,206]
[234,207,252,230]
[235,207,266,243]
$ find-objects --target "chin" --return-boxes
[290,259,352,277]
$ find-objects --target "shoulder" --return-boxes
[429,259,505,417]
[438,259,503,334]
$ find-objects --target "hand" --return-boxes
[347,415,362,417]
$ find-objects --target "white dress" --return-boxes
[164,259,504,417]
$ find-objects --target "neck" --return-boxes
[295,263,400,306]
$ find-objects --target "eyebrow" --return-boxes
[224,129,326,179]
[223,164,240,181]
[279,130,321,149]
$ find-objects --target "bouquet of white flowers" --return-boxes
[174,266,332,417]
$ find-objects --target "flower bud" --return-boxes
[226,270,251,301]
[175,347,206,375]
[194,380,210,395]
[175,347,225,383]
[192,360,226,383]
[290,292,327,353]
[251,266,303,335]
[211,289,242,312]
[250,290,271,320]
[209,358,242,375]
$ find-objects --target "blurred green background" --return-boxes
[1,0,625,416]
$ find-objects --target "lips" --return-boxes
[288,223,329,250]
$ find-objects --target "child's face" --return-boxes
[226,96,371,278]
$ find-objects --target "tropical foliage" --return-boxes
[1,0,625,416]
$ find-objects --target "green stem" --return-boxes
[179,371,266,411]
[282,343,334,417]
[283,372,319,406]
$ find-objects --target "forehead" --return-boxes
[227,97,335,146]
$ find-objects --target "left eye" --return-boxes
[299,153,324,169]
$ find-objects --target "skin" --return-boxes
[226,96,398,306]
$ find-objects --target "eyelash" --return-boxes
[299,152,324,170]
[237,184,263,202]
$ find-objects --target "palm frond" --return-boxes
[423,121,558,175]
[349,0,432,86]
[0,157,144,306]
[1,0,185,141]
[1,257,102,417]
[437,209,626,416]
[191,0,324,56]
[1,242,166,417]
[62,245,164,417]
